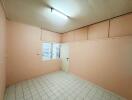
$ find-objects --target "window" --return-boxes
[42,42,60,60]
[42,43,52,60]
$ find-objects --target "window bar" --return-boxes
[50,43,53,59]
[59,44,61,58]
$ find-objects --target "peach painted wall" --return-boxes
[62,13,132,100]
[74,27,88,41]
[0,3,6,100]
[88,20,109,39]
[62,27,88,42]
[110,13,132,37]
[62,31,75,42]
[41,30,61,42]
[69,37,132,100]
[6,21,61,86]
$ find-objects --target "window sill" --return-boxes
[42,58,61,61]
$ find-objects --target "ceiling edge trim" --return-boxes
[0,0,9,19]
[6,19,62,34]
[61,11,132,34]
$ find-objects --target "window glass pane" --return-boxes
[52,43,60,59]
[42,42,60,60]
[42,43,52,60]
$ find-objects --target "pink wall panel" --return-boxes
[88,20,109,39]
[62,31,75,42]
[41,30,61,42]
[69,37,132,100]
[6,21,61,85]
[110,13,132,37]
[61,14,132,100]
[74,27,88,41]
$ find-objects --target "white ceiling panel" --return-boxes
[3,0,132,33]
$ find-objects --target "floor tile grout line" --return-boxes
[4,88,8,100]
[83,85,95,99]
[31,79,42,100]
[15,85,16,100]
[20,83,25,100]
[21,83,26,100]
[37,78,50,99]
[27,81,34,100]
[43,78,59,99]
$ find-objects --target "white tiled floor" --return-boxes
[4,71,126,100]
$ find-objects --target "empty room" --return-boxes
[0,0,132,100]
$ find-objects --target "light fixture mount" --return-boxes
[50,7,70,19]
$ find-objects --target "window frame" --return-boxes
[42,42,60,61]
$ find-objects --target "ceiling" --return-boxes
[3,0,132,33]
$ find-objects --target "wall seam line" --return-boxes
[108,20,110,38]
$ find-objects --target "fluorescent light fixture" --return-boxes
[51,8,69,19]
